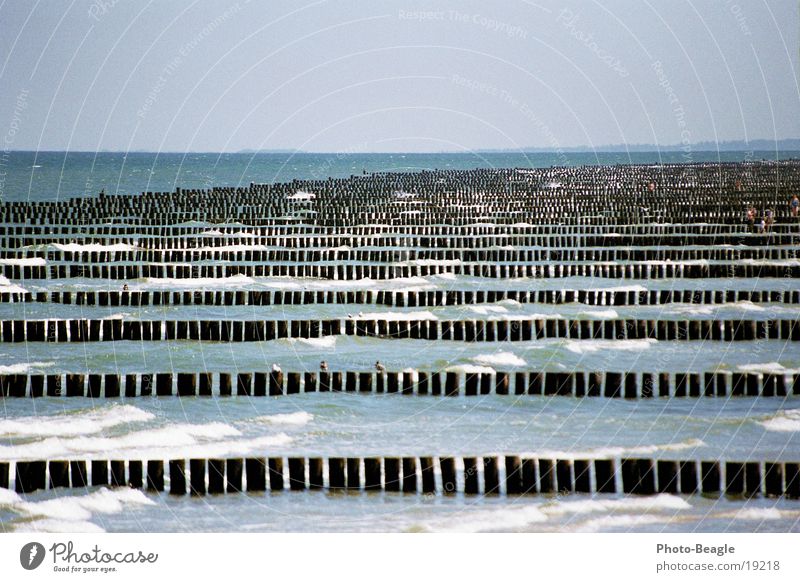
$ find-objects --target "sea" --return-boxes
[0,151,799,533]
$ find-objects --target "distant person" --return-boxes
[790,195,799,218]
[745,207,755,232]
[320,361,328,371]
[375,361,385,372]
[764,209,774,232]
[122,284,129,291]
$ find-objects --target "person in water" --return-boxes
[790,195,799,218]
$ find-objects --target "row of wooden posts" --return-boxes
[2,316,798,343]
[3,456,799,498]
[5,247,799,263]
[2,369,797,398]
[1,288,798,307]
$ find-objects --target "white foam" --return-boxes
[574,514,668,533]
[564,338,657,354]
[668,304,715,315]
[52,243,137,252]
[0,257,46,266]
[497,299,522,307]
[468,305,508,315]
[578,309,619,319]
[522,439,706,460]
[140,274,255,288]
[288,190,315,200]
[472,352,526,367]
[734,301,766,312]
[0,422,243,460]
[603,285,648,293]
[737,362,796,374]
[16,487,155,522]
[354,311,438,321]
[730,507,783,521]
[251,411,313,426]
[0,488,22,504]
[284,336,337,349]
[427,504,548,532]
[542,494,691,517]
[14,519,105,533]
[758,409,800,432]
[0,361,53,374]
[445,364,495,374]
[0,405,154,437]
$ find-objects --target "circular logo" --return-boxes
[20,542,46,570]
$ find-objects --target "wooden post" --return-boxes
[48,460,69,489]
[701,461,720,494]
[594,459,616,494]
[16,461,46,493]
[245,458,266,492]
[420,457,435,493]
[169,460,186,495]
[440,457,457,494]
[384,458,400,492]
[147,460,164,492]
[364,458,381,491]
[190,459,206,495]
[505,456,522,494]
[402,457,418,493]
[329,458,346,490]
[463,457,479,494]
[288,458,306,490]
[268,458,284,491]
[483,457,499,495]
[208,459,225,494]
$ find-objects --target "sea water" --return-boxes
[0,152,798,533]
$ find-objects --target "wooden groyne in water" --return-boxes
[3,455,798,498]
[1,368,797,398]
[2,161,800,515]
[2,317,798,343]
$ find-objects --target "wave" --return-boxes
[737,362,798,374]
[284,336,337,349]
[0,257,46,266]
[354,310,438,321]
[727,508,784,521]
[0,404,153,437]
[426,504,548,532]
[564,338,657,354]
[13,519,106,533]
[578,309,619,319]
[468,305,508,315]
[0,361,54,374]
[518,438,706,460]
[758,409,800,432]
[251,411,313,426]
[52,242,137,252]
[472,352,526,367]
[138,274,255,288]
[444,364,495,375]
[574,514,670,533]
[13,487,155,522]
[541,494,691,517]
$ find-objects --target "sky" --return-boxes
[0,0,798,153]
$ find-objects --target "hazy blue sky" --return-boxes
[0,0,797,152]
